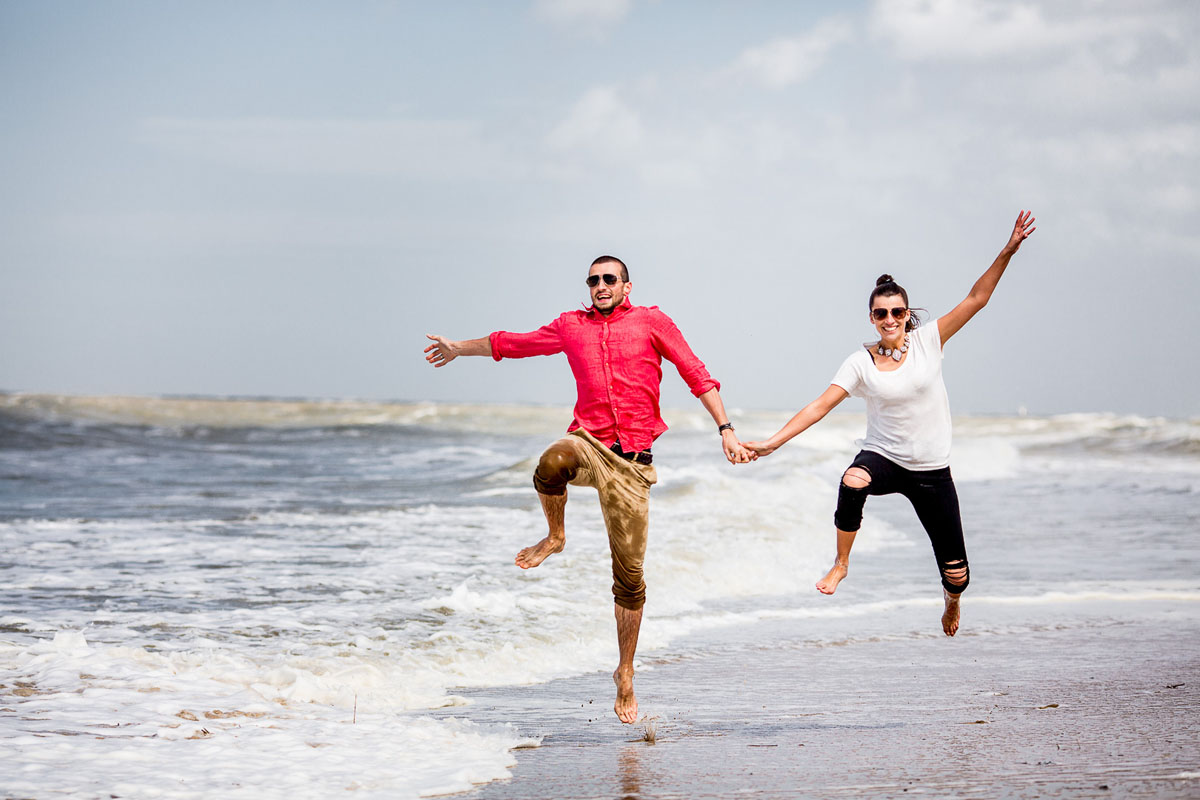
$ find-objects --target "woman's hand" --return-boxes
[740,440,778,458]
[1004,210,1036,254]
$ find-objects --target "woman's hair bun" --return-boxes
[875,274,895,287]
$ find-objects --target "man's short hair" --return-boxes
[591,255,629,282]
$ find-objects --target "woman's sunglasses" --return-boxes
[871,307,909,321]
[586,273,622,287]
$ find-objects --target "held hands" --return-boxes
[722,429,757,464]
[1005,210,1037,254]
[739,440,778,458]
[424,334,459,368]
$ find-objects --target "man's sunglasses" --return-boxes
[586,273,622,288]
[871,307,909,321]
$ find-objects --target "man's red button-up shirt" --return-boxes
[488,297,719,452]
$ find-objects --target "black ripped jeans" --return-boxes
[834,450,970,595]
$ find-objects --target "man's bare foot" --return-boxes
[942,589,961,636]
[514,535,564,569]
[816,562,848,595]
[613,666,637,724]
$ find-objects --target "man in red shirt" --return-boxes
[424,255,751,724]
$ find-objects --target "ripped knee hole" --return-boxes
[841,467,871,490]
[941,561,969,586]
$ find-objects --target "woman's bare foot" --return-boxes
[942,588,961,636]
[816,562,848,594]
[514,535,564,569]
[613,666,637,724]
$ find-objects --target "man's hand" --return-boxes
[424,334,461,368]
[722,429,756,464]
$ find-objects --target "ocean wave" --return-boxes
[0,392,573,436]
[7,393,1197,466]
[638,583,1200,651]
[954,412,1200,460]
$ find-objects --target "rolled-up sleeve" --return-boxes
[650,311,720,397]
[490,317,565,361]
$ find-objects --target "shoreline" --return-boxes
[442,597,1199,799]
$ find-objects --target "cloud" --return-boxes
[1004,123,1200,209]
[136,117,523,180]
[545,86,643,160]
[534,0,632,30]
[729,18,853,88]
[869,0,1127,61]
[541,86,716,187]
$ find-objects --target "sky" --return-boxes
[1,0,1197,418]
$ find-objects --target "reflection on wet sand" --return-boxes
[618,741,646,800]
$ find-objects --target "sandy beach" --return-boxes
[448,596,1199,799]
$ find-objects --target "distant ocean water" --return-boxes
[1,393,1197,798]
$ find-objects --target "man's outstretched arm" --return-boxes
[424,334,491,368]
[647,313,753,465]
[697,387,755,464]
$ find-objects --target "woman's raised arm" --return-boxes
[938,210,1036,345]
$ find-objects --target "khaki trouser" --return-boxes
[533,428,658,610]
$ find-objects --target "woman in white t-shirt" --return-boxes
[743,211,1036,636]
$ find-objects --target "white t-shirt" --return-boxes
[830,321,952,470]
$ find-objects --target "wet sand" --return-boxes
[444,597,1199,799]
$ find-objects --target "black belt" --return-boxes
[610,442,653,465]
